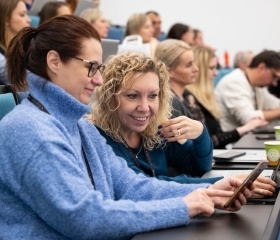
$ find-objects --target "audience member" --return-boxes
[0,15,252,239]
[0,0,30,84]
[215,50,280,131]
[156,39,266,148]
[193,29,204,46]
[167,23,194,46]
[145,11,162,39]
[233,50,255,71]
[186,46,267,148]
[124,13,158,57]
[39,1,72,25]
[80,8,110,38]
[90,51,221,184]
[155,40,274,195]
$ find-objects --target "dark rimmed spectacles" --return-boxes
[72,56,105,77]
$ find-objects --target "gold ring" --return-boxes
[177,129,181,136]
[259,189,263,194]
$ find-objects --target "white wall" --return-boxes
[100,0,280,67]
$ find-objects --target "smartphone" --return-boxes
[255,134,275,140]
[213,151,246,160]
[224,161,268,208]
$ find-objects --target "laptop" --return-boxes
[101,39,119,63]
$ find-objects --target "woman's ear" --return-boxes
[166,66,174,79]
[46,50,60,74]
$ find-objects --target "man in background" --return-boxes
[215,50,280,131]
[146,11,164,40]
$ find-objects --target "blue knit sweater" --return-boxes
[0,73,209,239]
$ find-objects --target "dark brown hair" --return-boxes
[249,50,280,70]
[0,0,22,51]
[39,1,70,25]
[167,23,191,40]
[6,15,100,90]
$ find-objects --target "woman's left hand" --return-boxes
[159,116,204,143]
[236,174,277,198]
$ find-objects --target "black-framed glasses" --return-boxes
[72,56,105,77]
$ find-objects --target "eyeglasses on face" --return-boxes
[72,56,105,77]
[269,68,280,81]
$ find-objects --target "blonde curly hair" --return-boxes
[89,52,171,150]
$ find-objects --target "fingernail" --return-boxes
[158,125,163,129]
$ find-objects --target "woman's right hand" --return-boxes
[183,188,233,218]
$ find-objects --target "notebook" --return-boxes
[252,125,275,134]
[213,149,266,163]
[101,39,119,63]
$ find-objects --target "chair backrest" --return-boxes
[29,15,40,28]
[107,26,125,43]
[0,93,16,120]
[0,85,19,104]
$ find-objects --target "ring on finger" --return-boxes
[177,129,181,136]
[259,189,263,194]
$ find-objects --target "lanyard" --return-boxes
[28,94,95,188]
[123,141,156,177]
[245,72,258,110]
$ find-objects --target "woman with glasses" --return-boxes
[0,16,252,239]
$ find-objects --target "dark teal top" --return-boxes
[97,126,223,184]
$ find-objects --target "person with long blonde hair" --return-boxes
[186,46,267,148]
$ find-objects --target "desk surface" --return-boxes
[132,205,273,240]
[132,178,280,240]
[233,133,266,149]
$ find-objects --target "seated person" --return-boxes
[80,8,110,38]
[124,13,158,57]
[167,23,194,46]
[0,15,253,239]
[187,46,267,148]
[0,0,30,84]
[233,50,255,72]
[90,51,218,184]
[155,40,267,149]
[145,11,164,41]
[89,51,275,197]
[39,1,72,25]
[215,50,280,131]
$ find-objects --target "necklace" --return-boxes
[123,140,156,177]
[135,145,143,159]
